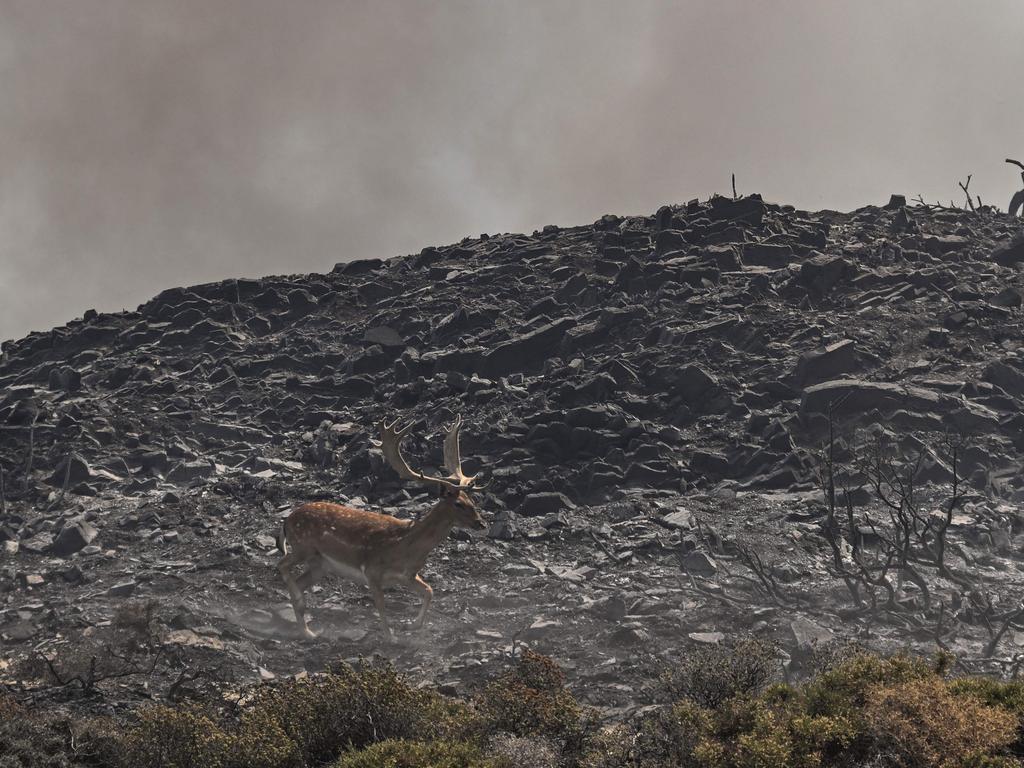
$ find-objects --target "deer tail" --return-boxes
[276,520,288,555]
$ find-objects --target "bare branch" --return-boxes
[958,175,975,212]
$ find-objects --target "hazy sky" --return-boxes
[1,1,1022,341]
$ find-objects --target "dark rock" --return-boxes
[741,242,794,268]
[480,317,577,377]
[48,366,82,393]
[927,328,950,347]
[107,580,138,597]
[521,492,577,517]
[801,378,998,432]
[924,234,970,256]
[798,254,856,295]
[680,551,718,576]
[670,364,721,402]
[791,340,863,387]
[167,460,217,482]
[20,532,55,554]
[992,235,1024,266]
[990,287,1023,308]
[655,229,688,255]
[334,257,383,274]
[47,454,93,487]
[983,360,1024,398]
[51,520,98,557]
[362,326,405,347]
[707,195,765,225]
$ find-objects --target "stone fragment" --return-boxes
[662,510,694,530]
[107,580,138,597]
[47,454,93,487]
[362,326,404,347]
[520,492,576,517]
[689,631,725,645]
[789,617,833,650]
[791,340,862,387]
[20,533,55,554]
[680,551,718,576]
[992,236,1024,266]
[480,317,577,377]
[50,520,98,557]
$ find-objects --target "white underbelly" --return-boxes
[322,554,368,584]
[321,554,411,587]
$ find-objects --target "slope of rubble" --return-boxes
[3,193,1024,715]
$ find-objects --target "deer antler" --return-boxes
[442,414,489,489]
[379,418,461,491]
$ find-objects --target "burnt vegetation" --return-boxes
[2,185,1024,765]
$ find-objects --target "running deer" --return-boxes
[276,415,487,638]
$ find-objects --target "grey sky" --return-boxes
[1,1,1022,341]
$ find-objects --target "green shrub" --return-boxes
[113,705,229,768]
[950,677,1024,717]
[863,677,1018,768]
[108,657,475,768]
[802,651,942,719]
[662,638,780,710]
[476,649,597,761]
[951,677,1024,756]
[330,739,496,768]
[699,688,854,768]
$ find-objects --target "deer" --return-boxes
[275,414,488,639]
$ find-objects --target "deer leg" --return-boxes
[277,552,319,639]
[411,574,433,629]
[295,556,326,592]
[369,582,393,639]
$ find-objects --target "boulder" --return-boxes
[47,454,93,487]
[992,236,1024,266]
[51,520,98,557]
[480,317,577,377]
[520,492,576,517]
[791,340,863,387]
[798,254,856,295]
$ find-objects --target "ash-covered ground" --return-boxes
[3,193,1024,716]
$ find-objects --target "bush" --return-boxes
[112,705,229,768]
[476,649,597,761]
[951,677,1024,757]
[662,638,780,709]
[0,695,85,768]
[330,739,496,768]
[488,734,559,768]
[9,648,1024,768]
[801,651,943,719]
[106,657,475,768]
[864,677,1019,768]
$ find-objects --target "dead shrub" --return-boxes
[0,695,84,768]
[488,733,559,768]
[662,638,780,709]
[329,739,496,768]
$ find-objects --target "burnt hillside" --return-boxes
[3,194,1024,714]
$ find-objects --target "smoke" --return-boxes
[1,0,1022,340]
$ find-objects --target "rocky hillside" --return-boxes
[3,194,1024,715]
